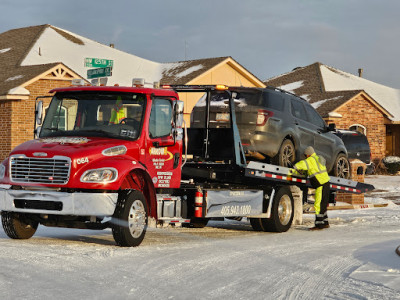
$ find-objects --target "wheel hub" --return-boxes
[128,200,146,238]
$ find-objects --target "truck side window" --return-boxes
[149,98,172,138]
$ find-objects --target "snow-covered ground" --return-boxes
[0,175,399,299]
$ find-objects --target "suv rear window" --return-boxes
[262,90,284,111]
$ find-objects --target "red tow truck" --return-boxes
[0,81,374,246]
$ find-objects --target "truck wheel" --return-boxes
[273,139,295,167]
[261,186,294,232]
[333,153,350,179]
[112,190,148,247]
[1,211,38,239]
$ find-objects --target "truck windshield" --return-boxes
[40,91,146,140]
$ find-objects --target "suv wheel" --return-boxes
[333,153,350,179]
[273,139,296,167]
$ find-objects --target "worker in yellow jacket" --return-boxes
[289,146,331,230]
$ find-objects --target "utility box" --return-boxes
[336,159,366,205]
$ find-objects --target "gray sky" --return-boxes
[1,0,400,87]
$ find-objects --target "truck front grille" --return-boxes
[10,156,71,184]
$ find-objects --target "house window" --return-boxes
[349,124,366,135]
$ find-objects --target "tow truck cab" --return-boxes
[0,83,185,246]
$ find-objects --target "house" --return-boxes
[0,24,264,161]
[264,62,399,163]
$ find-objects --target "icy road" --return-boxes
[0,176,399,300]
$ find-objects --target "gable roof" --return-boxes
[0,25,60,96]
[161,57,229,85]
[0,24,264,96]
[264,62,396,120]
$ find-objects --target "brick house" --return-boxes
[0,25,264,161]
[264,62,397,164]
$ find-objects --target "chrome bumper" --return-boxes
[0,185,118,216]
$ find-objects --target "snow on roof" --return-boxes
[0,48,11,54]
[21,26,163,87]
[278,80,304,93]
[171,64,204,80]
[8,86,30,95]
[320,65,400,121]
[312,96,343,109]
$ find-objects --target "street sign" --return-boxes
[87,67,112,79]
[84,58,114,68]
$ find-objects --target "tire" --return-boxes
[112,190,148,247]
[249,218,263,231]
[1,211,38,239]
[273,139,296,167]
[260,186,294,232]
[333,153,351,179]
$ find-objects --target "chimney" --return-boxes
[358,68,363,77]
[109,43,115,48]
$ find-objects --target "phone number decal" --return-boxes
[220,205,251,216]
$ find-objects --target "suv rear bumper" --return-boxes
[243,131,281,157]
[0,185,118,216]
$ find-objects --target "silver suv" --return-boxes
[190,87,350,178]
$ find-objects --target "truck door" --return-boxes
[145,97,182,188]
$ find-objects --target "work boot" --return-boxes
[309,226,323,231]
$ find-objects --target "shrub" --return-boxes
[382,156,400,174]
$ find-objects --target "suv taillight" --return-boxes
[256,110,274,126]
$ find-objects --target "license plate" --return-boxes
[216,113,230,122]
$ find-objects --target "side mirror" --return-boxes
[173,101,184,127]
[327,123,336,131]
[35,101,43,126]
[34,126,42,139]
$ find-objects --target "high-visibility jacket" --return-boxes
[291,153,330,188]
[109,97,125,124]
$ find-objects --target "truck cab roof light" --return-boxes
[215,85,228,91]
[71,79,87,86]
[132,78,145,87]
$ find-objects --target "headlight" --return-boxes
[80,168,118,183]
[102,145,127,156]
[0,164,5,180]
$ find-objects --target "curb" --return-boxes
[396,246,400,257]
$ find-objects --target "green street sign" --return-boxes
[87,67,112,79]
[84,58,114,68]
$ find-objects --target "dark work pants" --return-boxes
[315,182,330,228]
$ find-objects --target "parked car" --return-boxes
[333,130,374,174]
[190,86,350,178]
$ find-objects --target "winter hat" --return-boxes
[304,146,315,156]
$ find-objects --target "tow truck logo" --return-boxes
[149,147,173,170]
[149,147,173,161]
